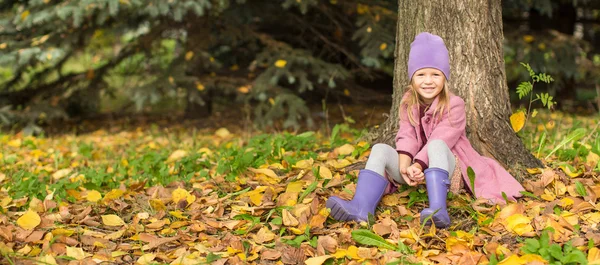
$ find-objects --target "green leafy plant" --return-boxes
[521,229,588,265]
[511,62,556,134]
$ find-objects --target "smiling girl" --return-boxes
[326,32,524,228]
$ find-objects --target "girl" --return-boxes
[326,32,525,228]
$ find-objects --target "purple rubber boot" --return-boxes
[326,169,389,222]
[420,168,451,228]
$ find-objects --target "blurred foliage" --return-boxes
[1,0,600,133]
[0,0,396,132]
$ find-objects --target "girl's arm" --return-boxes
[413,96,466,166]
[395,93,420,158]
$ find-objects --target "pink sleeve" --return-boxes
[413,96,466,166]
[395,102,419,158]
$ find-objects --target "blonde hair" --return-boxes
[400,80,451,126]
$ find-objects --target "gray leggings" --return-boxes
[366,140,455,184]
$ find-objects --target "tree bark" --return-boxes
[372,0,543,170]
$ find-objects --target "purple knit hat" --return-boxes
[407,32,450,81]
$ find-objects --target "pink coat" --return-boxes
[395,92,524,204]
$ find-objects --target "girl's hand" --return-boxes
[405,164,424,184]
[400,165,423,186]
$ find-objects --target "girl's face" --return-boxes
[411,68,446,104]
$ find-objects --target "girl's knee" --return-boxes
[427,139,449,153]
[372,143,393,153]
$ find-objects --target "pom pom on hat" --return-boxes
[407,32,450,81]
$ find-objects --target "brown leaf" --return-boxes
[281,246,305,264]
[261,249,281,260]
[282,209,299,227]
[138,233,180,250]
[573,201,595,213]
[0,226,13,241]
[50,242,67,255]
[541,169,556,186]
[317,236,337,256]
[25,230,45,243]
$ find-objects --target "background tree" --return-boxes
[0,0,396,131]
[374,0,543,170]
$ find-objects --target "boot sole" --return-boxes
[326,199,362,222]
[421,214,450,228]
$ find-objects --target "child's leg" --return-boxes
[427,140,455,176]
[365,143,405,185]
[325,143,395,222]
[421,139,454,228]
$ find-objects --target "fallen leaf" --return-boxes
[17,210,41,230]
[101,215,125,226]
[66,247,88,260]
[504,214,534,236]
[86,190,102,202]
[167,150,187,163]
[510,111,525,133]
[304,255,333,265]
[136,253,156,265]
[282,209,299,227]
[52,169,72,180]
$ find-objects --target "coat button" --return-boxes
[425,118,430,123]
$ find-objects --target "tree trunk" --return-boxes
[372,0,542,170]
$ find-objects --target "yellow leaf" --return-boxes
[282,209,299,227]
[286,181,304,193]
[317,166,332,179]
[215,128,231,138]
[8,139,21,147]
[344,89,350,96]
[588,247,600,264]
[17,210,41,230]
[521,254,546,263]
[274,60,287,68]
[169,211,188,219]
[505,214,533,236]
[185,51,194,61]
[38,255,58,265]
[168,76,175,84]
[111,251,129,258]
[446,230,474,251]
[66,247,88,260]
[172,188,190,202]
[51,228,75,237]
[305,255,334,265]
[245,187,265,206]
[526,168,542,174]
[294,158,314,169]
[510,111,526,133]
[587,152,600,168]
[149,199,166,211]
[336,144,355,156]
[379,43,387,51]
[21,10,30,21]
[523,35,535,43]
[252,227,275,244]
[196,82,205,91]
[249,168,279,179]
[103,189,124,200]
[167,150,188,163]
[237,85,250,94]
[559,165,582,178]
[531,109,538,118]
[104,229,126,240]
[136,253,156,265]
[498,254,526,265]
[102,214,125,226]
[86,190,102,202]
